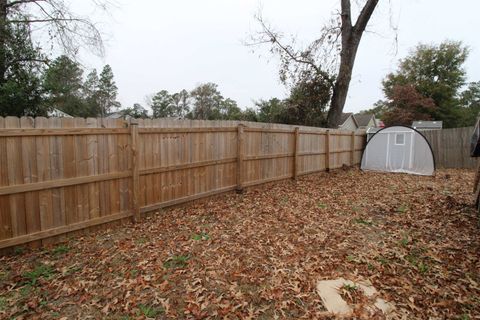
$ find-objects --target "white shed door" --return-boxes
[386,131,413,173]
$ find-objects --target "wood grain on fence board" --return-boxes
[422,127,479,169]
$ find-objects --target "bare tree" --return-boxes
[248,0,379,128]
[0,0,113,84]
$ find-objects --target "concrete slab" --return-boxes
[316,278,394,316]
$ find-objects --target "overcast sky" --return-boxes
[74,0,480,114]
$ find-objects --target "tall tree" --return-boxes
[327,0,379,128]
[381,85,437,126]
[83,69,101,117]
[0,0,108,87]
[242,107,258,122]
[121,103,149,119]
[459,81,480,126]
[0,0,111,116]
[189,83,223,120]
[150,90,174,118]
[170,89,190,118]
[284,70,331,127]
[383,41,469,128]
[43,55,85,116]
[0,21,44,116]
[249,0,379,128]
[255,98,287,124]
[358,100,388,119]
[98,64,120,117]
[216,98,243,120]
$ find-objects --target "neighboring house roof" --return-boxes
[106,112,127,119]
[338,112,379,130]
[353,113,375,127]
[366,127,382,134]
[412,121,443,129]
[338,112,354,126]
[47,108,73,118]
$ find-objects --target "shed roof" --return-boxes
[412,121,443,129]
[354,114,374,127]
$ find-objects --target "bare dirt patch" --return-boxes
[0,168,479,319]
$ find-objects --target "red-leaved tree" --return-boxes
[383,85,437,126]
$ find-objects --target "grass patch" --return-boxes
[418,262,429,274]
[280,196,289,204]
[317,202,327,209]
[13,247,25,255]
[0,297,6,311]
[351,206,361,213]
[63,265,81,276]
[396,204,409,213]
[22,264,55,286]
[0,270,9,282]
[137,304,165,318]
[130,269,139,277]
[399,235,410,247]
[346,255,356,262]
[51,245,70,255]
[346,255,363,264]
[376,256,390,266]
[135,237,148,245]
[192,232,210,241]
[20,284,33,297]
[405,248,430,274]
[163,255,189,269]
[342,283,357,292]
[340,283,366,305]
[352,218,373,226]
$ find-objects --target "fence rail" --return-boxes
[421,126,479,169]
[0,117,366,250]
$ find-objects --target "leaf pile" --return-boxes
[0,168,479,319]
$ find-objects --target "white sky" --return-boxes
[72,0,480,113]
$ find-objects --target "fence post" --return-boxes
[130,120,140,222]
[325,130,331,172]
[350,130,355,166]
[293,127,300,179]
[236,124,245,193]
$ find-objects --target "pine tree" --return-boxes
[98,64,120,117]
[150,90,174,118]
[43,55,86,116]
[83,69,101,116]
[0,22,45,116]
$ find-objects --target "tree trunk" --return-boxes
[0,0,7,86]
[327,33,360,128]
[326,0,379,128]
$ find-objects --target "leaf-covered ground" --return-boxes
[1,168,479,319]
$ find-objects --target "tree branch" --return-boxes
[10,57,49,64]
[250,14,335,88]
[353,0,379,36]
[7,18,85,23]
[6,0,46,8]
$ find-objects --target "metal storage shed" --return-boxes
[361,126,435,176]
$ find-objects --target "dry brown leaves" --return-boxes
[0,168,479,319]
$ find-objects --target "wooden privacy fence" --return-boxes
[0,117,366,249]
[421,126,479,169]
